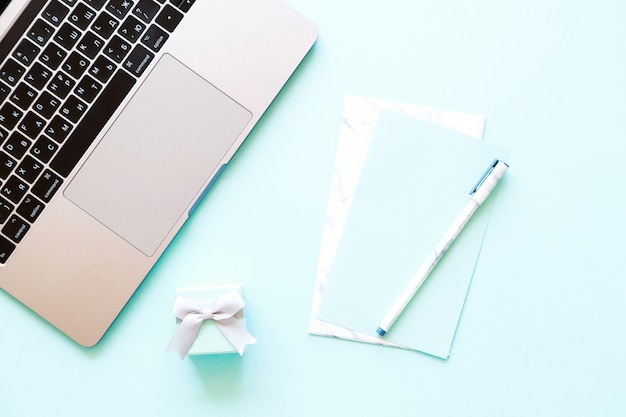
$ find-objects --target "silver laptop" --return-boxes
[0,0,316,346]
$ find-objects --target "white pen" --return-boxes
[376,159,509,337]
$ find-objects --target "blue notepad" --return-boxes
[316,110,509,358]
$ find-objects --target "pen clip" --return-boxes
[469,159,499,195]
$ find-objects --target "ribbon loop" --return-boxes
[166,290,256,358]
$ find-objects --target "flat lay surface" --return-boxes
[1,0,625,415]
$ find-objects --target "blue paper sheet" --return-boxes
[316,110,509,358]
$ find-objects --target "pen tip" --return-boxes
[376,327,386,336]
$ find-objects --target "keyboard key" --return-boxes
[1,176,29,204]
[48,71,76,99]
[0,127,8,144]
[51,70,136,177]
[141,24,168,52]
[0,151,17,179]
[74,75,102,102]
[17,194,45,223]
[0,196,13,223]
[68,3,98,30]
[33,91,61,119]
[118,15,146,43]
[0,59,26,86]
[45,115,73,143]
[60,0,78,6]
[2,215,31,243]
[40,43,68,70]
[59,95,87,123]
[25,62,53,89]
[27,19,55,47]
[17,112,46,139]
[104,35,131,62]
[85,0,107,10]
[77,31,106,59]
[32,169,63,202]
[156,4,183,32]
[54,22,82,50]
[0,81,10,102]
[12,39,41,66]
[0,235,16,264]
[171,0,195,13]
[133,0,160,23]
[91,12,119,39]
[10,83,38,110]
[0,103,24,130]
[30,135,59,163]
[0,0,50,65]
[89,55,116,83]
[123,44,154,77]
[3,132,31,159]
[62,52,90,79]
[107,0,135,19]
[42,0,70,27]
[16,156,44,183]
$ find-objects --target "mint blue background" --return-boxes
[2,0,626,415]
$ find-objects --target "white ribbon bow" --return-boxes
[166,290,256,358]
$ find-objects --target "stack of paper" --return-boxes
[309,97,508,359]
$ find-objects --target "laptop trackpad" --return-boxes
[65,54,252,256]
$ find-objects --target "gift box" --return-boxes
[166,285,256,358]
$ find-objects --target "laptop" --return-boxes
[0,0,317,346]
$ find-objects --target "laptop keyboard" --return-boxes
[0,0,195,263]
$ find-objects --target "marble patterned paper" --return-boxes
[308,96,486,349]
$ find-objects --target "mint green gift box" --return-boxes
[174,285,251,356]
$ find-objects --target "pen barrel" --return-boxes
[472,161,508,205]
[377,160,509,336]
[378,200,480,333]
